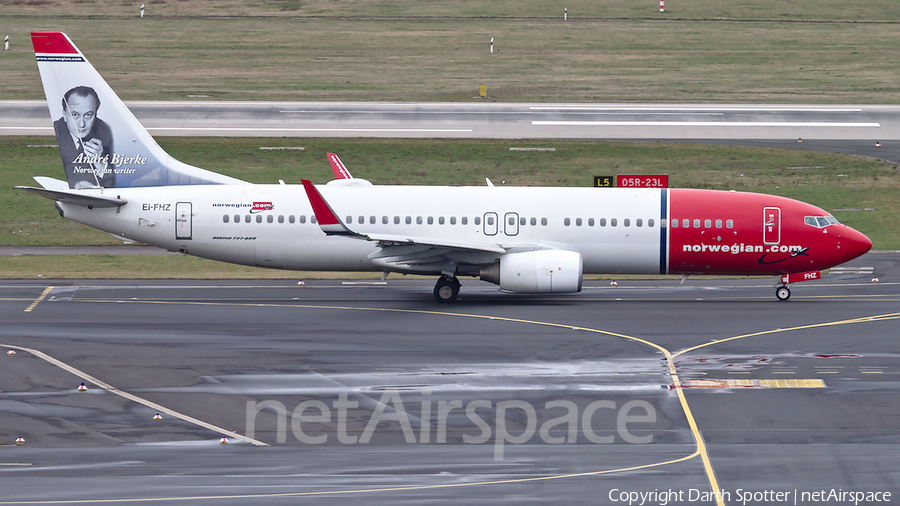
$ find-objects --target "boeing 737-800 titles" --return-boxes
[18,32,872,302]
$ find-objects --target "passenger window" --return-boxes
[474,217,480,225]
[278,215,284,224]
[300,215,307,224]
[726,219,734,228]
[450,216,457,225]
[659,219,666,228]
[289,215,295,224]
[715,219,722,228]
[704,219,711,228]
[383,216,389,224]
[234,214,240,223]
[636,219,642,227]
[575,218,582,226]
[394,216,400,224]
[530,217,536,226]
[311,216,317,224]
[693,219,700,228]
[611,218,618,227]
[600,218,607,227]
[245,215,251,223]
[541,217,547,226]
[520,217,526,226]
[417,216,423,225]
[683,219,689,228]
[223,214,229,223]
[486,216,494,226]
[624,218,630,227]
[359,216,365,224]
[462,217,468,225]
[564,218,571,226]
[256,215,263,223]
[649,219,655,227]
[267,215,273,223]
[439,216,445,225]
[370,216,376,224]
[588,218,594,226]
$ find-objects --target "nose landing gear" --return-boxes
[434,275,461,303]
[775,284,791,301]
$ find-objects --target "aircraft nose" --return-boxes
[840,226,872,260]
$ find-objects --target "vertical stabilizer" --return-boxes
[31,32,247,189]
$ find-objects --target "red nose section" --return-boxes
[840,226,872,262]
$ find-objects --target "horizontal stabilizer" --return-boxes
[32,176,69,191]
[16,186,127,208]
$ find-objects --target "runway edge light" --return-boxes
[7,349,15,356]
[219,437,228,444]
[153,413,162,421]
[77,382,87,392]
[15,437,25,444]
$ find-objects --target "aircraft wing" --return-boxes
[300,179,506,256]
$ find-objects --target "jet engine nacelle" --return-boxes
[481,250,583,294]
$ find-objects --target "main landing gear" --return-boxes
[775,284,791,301]
[434,275,461,303]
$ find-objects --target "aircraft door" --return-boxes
[763,207,780,244]
[504,212,519,236]
[483,212,498,236]
[175,202,192,240]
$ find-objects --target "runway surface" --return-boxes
[1,252,898,504]
[2,101,899,162]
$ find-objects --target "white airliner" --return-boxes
[19,32,872,302]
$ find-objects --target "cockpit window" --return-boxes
[805,215,840,228]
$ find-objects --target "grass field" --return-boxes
[4,0,900,22]
[3,6,900,103]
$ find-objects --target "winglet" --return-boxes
[300,179,357,236]
[327,153,353,180]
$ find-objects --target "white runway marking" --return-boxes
[147,127,473,133]
[533,121,881,127]
[529,106,866,112]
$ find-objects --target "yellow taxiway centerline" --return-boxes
[23,286,54,312]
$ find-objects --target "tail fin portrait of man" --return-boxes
[32,32,245,189]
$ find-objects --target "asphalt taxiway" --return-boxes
[0,252,898,504]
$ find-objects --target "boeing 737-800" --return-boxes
[18,32,872,302]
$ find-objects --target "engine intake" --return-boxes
[481,250,583,294]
